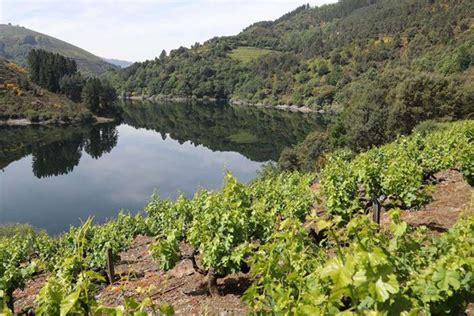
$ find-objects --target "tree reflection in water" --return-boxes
[0,101,327,177]
[0,123,118,178]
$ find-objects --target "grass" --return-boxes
[228,46,275,63]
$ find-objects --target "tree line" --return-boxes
[27,49,117,116]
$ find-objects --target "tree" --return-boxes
[386,73,457,136]
[59,73,84,102]
[82,78,101,114]
[82,78,117,116]
[27,49,77,93]
[343,86,389,151]
[159,50,167,62]
[99,80,117,111]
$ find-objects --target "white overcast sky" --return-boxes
[0,0,338,62]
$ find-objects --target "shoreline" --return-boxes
[123,95,322,113]
[0,116,114,127]
[229,99,319,113]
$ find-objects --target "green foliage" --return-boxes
[27,49,77,93]
[149,172,315,278]
[82,77,117,115]
[319,150,359,218]
[59,73,84,102]
[0,233,41,310]
[96,297,175,316]
[319,120,474,219]
[279,67,473,172]
[0,211,154,312]
[0,223,39,238]
[242,219,322,313]
[244,211,474,314]
[0,59,92,123]
[22,49,118,117]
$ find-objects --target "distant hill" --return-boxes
[0,24,117,76]
[0,58,92,123]
[102,57,133,68]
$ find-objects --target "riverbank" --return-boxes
[229,98,319,113]
[123,95,322,113]
[0,115,114,126]
[126,95,222,103]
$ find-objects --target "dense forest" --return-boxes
[0,49,119,123]
[28,49,118,117]
[106,0,472,107]
[104,0,473,170]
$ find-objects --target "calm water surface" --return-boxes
[0,101,325,234]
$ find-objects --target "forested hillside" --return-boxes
[0,58,92,123]
[106,0,473,110]
[0,49,119,123]
[0,24,116,76]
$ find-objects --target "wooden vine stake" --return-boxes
[6,288,14,312]
[106,248,115,284]
[372,196,381,225]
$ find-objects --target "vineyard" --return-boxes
[1,120,473,315]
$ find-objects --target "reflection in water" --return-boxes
[32,139,83,178]
[119,101,327,162]
[0,102,326,177]
[0,123,118,178]
[0,102,326,233]
[84,125,118,159]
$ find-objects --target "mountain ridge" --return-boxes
[0,24,117,76]
[102,57,133,68]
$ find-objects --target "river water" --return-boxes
[0,101,325,234]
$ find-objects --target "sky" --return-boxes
[0,0,338,62]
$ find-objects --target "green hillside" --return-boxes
[106,0,473,106]
[228,46,275,63]
[103,0,473,171]
[0,58,92,122]
[0,24,116,76]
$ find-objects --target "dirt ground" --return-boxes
[381,169,473,230]
[96,237,249,315]
[13,235,250,315]
[13,169,473,314]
